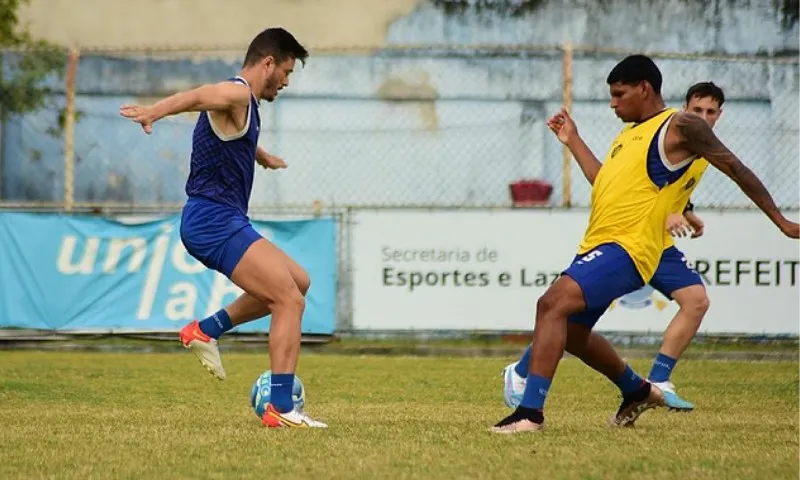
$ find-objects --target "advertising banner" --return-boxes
[0,213,337,334]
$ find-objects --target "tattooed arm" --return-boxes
[673,112,799,239]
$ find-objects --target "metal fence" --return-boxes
[0,44,797,213]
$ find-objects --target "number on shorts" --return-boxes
[580,249,604,263]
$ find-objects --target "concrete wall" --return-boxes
[5,0,798,208]
[19,0,423,50]
[392,0,799,54]
[20,0,798,53]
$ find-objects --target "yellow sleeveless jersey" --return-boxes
[662,158,709,248]
[578,107,693,282]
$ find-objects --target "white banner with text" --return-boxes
[351,210,799,334]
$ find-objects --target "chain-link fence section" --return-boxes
[0,47,71,208]
[0,46,797,212]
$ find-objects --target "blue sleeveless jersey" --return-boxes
[184,76,261,215]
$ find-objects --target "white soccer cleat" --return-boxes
[179,320,227,380]
[502,362,526,409]
[262,404,328,428]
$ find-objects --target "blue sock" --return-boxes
[514,345,532,377]
[648,353,678,383]
[197,309,233,339]
[613,364,645,395]
[270,373,295,413]
[520,374,551,410]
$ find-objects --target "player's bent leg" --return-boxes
[658,285,709,363]
[500,326,664,426]
[491,276,585,434]
[651,285,708,411]
[502,322,611,410]
[217,250,312,330]
[180,252,313,382]
[230,238,305,375]
[563,243,664,426]
[648,247,708,412]
[493,243,664,433]
[567,322,621,380]
[178,210,267,380]
[180,292,276,380]
[562,318,664,427]
[230,238,326,427]
[529,276,585,377]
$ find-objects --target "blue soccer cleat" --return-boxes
[652,381,695,412]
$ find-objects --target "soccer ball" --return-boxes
[249,370,305,417]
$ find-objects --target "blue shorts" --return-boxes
[562,242,644,329]
[649,246,704,298]
[180,197,262,278]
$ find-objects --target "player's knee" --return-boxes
[537,279,582,319]
[536,293,557,317]
[692,293,710,317]
[296,271,311,296]
[682,289,710,319]
[276,289,305,314]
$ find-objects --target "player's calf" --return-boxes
[649,285,709,411]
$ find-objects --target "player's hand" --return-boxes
[546,107,578,145]
[684,211,705,238]
[666,213,693,238]
[257,152,288,170]
[120,104,158,135]
[779,218,800,239]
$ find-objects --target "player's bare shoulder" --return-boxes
[671,111,718,149]
[670,110,746,179]
[208,80,252,136]
[660,111,717,162]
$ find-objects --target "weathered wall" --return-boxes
[18,0,423,49]
[394,0,799,54]
[5,0,798,208]
[20,0,798,53]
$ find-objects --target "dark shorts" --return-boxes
[649,246,705,299]
[180,197,262,278]
[561,242,645,329]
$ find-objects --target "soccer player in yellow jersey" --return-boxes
[500,82,725,414]
[492,55,799,434]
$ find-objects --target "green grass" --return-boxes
[0,351,797,479]
[5,333,798,357]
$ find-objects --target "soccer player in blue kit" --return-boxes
[120,27,327,429]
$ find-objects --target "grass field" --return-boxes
[0,350,797,479]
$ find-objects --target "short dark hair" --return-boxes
[685,81,725,107]
[243,27,308,68]
[606,54,663,94]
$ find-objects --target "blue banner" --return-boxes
[0,213,337,334]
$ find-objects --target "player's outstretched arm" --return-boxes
[674,112,799,239]
[120,82,251,134]
[547,108,602,185]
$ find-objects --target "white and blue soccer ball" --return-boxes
[249,370,305,417]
